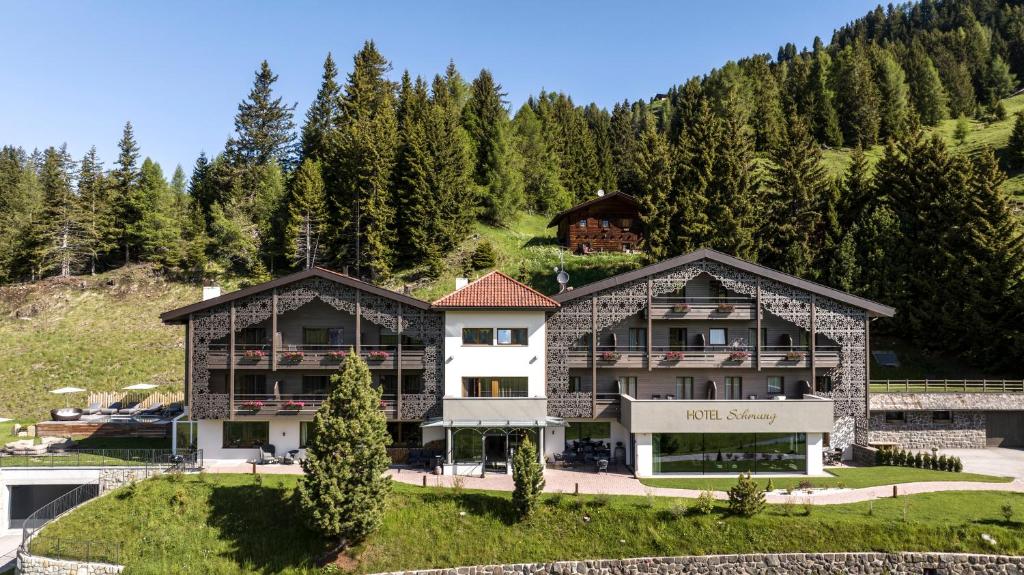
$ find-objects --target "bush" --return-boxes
[512,436,545,519]
[470,241,497,270]
[938,454,949,471]
[954,457,963,472]
[922,453,932,470]
[727,473,766,517]
[914,452,924,468]
[765,478,775,492]
[694,490,716,515]
[1002,503,1014,523]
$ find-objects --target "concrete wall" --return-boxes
[197,418,309,462]
[0,468,104,531]
[368,553,1024,575]
[569,368,814,400]
[868,411,986,449]
[443,311,547,398]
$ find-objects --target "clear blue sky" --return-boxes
[1,1,880,176]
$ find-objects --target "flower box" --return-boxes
[281,351,305,363]
[716,303,735,313]
[785,351,806,361]
[282,400,305,410]
[239,400,263,411]
[672,303,691,313]
[727,351,750,362]
[325,351,348,361]
[367,350,391,361]
[242,349,266,360]
[599,351,621,362]
[664,351,685,362]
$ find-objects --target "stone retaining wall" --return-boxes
[17,549,123,574]
[870,393,1024,411]
[373,553,1024,575]
[869,411,986,449]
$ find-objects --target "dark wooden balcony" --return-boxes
[232,394,399,419]
[568,345,838,370]
[208,344,427,370]
[649,296,757,321]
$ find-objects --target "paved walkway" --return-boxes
[204,461,1024,505]
[0,531,22,573]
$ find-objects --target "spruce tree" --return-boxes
[584,103,616,192]
[299,352,392,545]
[742,55,786,151]
[285,158,328,269]
[136,158,186,270]
[870,46,910,140]
[634,124,675,262]
[809,51,843,146]
[609,100,640,194]
[77,146,112,275]
[513,103,569,214]
[982,55,1017,107]
[32,146,83,277]
[904,42,948,126]
[301,53,342,162]
[511,435,544,519]
[463,69,524,224]
[427,68,474,258]
[225,60,297,169]
[393,73,439,270]
[1006,112,1024,169]
[833,45,881,146]
[670,100,715,254]
[706,96,759,260]
[111,121,142,264]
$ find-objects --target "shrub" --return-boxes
[470,241,497,270]
[802,498,814,516]
[922,453,932,469]
[670,502,688,519]
[695,490,716,515]
[1002,503,1014,523]
[727,472,766,517]
[765,478,775,492]
[914,452,924,469]
[938,454,949,471]
[512,436,545,519]
[953,457,963,472]
[797,479,814,490]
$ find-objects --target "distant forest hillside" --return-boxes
[1,0,1022,372]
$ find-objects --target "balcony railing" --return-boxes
[649,296,757,320]
[870,379,1024,393]
[568,345,839,369]
[232,394,403,417]
[209,344,426,370]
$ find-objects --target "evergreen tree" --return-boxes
[301,53,342,162]
[136,158,186,270]
[32,146,83,277]
[609,100,640,194]
[111,121,142,264]
[1006,112,1024,169]
[669,100,715,254]
[954,115,971,145]
[0,146,43,281]
[706,95,759,260]
[584,103,616,192]
[833,45,881,146]
[393,73,439,270]
[225,60,297,169]
[743,55,786,151]
[633,124,675,261]
[188,152,218,217]
[809,51,843,146]
[511,435,544,519]
[426,68,475,258]
[513,103,569,214]
[285,158,328,269]
[463,69,525,224]
[839,146,873,229]
[870,46,910,140]
[982,55,1017,107]
[904,42,949,125]
[298,352,392,544]
[77,146,112,275]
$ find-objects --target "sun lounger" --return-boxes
[82,402,102,415]
[117,401,142,415]
[100,402,123,415]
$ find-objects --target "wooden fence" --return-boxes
[869,379,1024,393]
[84,391,184,410]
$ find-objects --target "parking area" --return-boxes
[938,447,1024,478]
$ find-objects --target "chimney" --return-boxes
[403,284,412,295]
[455,277,469,290]
[202,285,221,301]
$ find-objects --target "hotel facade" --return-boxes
[161,249,898,477]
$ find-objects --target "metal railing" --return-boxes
[0,449,201,469]
[870,379,1024,393]
[25,535,121,565]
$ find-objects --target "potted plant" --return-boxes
[367,350,391,361]
[716,303,735,313]
[281,351,304,363]
[599,350,621,362]
[784,351,805,361]
[664,351,685,362]
[242,349,265,360]
[281,400,304,410]
[239,400,263,412]
[727,350,750,362]
[672,303,691,313]
[325,350,348,361]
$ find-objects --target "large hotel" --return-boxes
[161,248,899,477]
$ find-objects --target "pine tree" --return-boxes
[0,146,43,281]
[1007,112,1024,169]
[512,103,569,214]
[511,435,544,519]
[706,96,759,260]
[136,158,186,270]
[839,146,873,229]
[870,46,910,140]
[427,68,474,258]
[77,146,112,275]
[393,73,438,269]
[982,55,1017,107]
[584,103,616,192]
[904,42,948,126]
[298,352,392,544]
[809,51,843,146]
[301,53,342,162]
[111,121,142,264]
[463,69,525,224]
[609,100,640,194]
[633,124,675,262]
[743,54,786,151]
[225,60,297,169]
[32,146,83,277]
[285,158,328,269]
[670,100,715,254]
[954,115,971,145]
[833,45,881,146]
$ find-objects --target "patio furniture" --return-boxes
[117,401,143,416]
[596,459,609,473]
[99,402,123,415]
[133,403,164,421]
[257,444,280,465]
[50,408,82,421]
[82,402,102,415]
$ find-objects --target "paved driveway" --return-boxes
[938,447,1024,478]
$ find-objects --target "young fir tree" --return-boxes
[870,46,910,141]
[1006,112,1024,169]
[511,435,544,519]
[77,146,112,275]
[285,158,328,269]
[982,55,1017,107]
[301,53,342,162]
[32,146,83,278]
[111,121,142,264]
[633,123,675,262]
[463,69,524,224]
[225,60,297,169]
[954,115,971,145]
[298,352,392,545]
[136,158,187,271]
[904,42,948,126]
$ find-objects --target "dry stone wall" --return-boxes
[870,393,1024,411]
[869,411,986,449]
[17,550,124,575]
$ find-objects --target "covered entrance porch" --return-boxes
[425,418,565,476]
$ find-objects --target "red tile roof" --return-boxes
[432,271,560,309]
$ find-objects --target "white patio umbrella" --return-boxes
[50,386,86,408]
[122,383,158,391]
[0,417,12,424]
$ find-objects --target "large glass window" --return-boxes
[462,328,493,345]
[767,376,784,396]
[668,328,687,349]
[652,433,807,474]
[462,377,528,397]
[302,375,329,396]
[303,327,329,346]
[565,421,611,445]
[239,327,266,346]
[676,376,694,399]
[223,422,269,449]
[453,429,482,463]
[496,328,527,346]
[236,374,266,396]
[709,328,726,346]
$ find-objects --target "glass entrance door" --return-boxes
[484,434,508,473]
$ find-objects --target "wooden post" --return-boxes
[271,288,278,372]
[810,294,816,391]
[229,302,236,421]
[591,296,598,417]
[755,279,762,372]
[646,279,653,372]
[355,290,362,355]
[397,304,403,421]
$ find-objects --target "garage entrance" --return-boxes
[986,412,1024,447]
[8,484,94,529]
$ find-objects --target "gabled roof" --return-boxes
[160,267,431,324]
[546,191,640,228]
[553,248,896,317]
[432,271,559,310]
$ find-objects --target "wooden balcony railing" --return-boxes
[232,394,400,417]
[870,379,1024,393]
[209,344,426,370]
[568,345,839,370]
[649,296,757,320]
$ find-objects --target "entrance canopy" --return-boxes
[422,417,567,428]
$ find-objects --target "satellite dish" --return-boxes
[557,270,570,286]
[596,189,605,197]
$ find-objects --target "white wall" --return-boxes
[442,311,547,398]
[0,468,105,531]
[197,418,308,462]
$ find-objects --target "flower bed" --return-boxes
[242,349,266,360]
[367,350,391,361]
[239,400,263,411]
[281,400,305,410]
[716,303,735,313]
[664,351,685,361]
[325,351,348,361]
[599,351,621,362]
[727,350,750,362]
[281,351,305,363]
[784,351,805,361]
[671,303,690,313]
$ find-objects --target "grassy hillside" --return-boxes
[0,266,198,421]
[822,93,1024,202]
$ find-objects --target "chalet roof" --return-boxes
[431,271,560,310]
[546,191,640,228]
[159,267,430,324]
[553,248,897,317]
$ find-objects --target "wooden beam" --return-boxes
[591,296,597,418]
[355,290,362,354]
[186,314,193,414]
[810,293,817,391]
[755,279,762,372]
[229,302,235,421]
[271,288,278,372]
[646,278,653,372]
[396,304,403,421]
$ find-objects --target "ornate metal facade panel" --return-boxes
[189,278,444,420]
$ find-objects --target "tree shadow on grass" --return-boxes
[523,236,559,248]
[207,483,328,573]
[419,490,518,526]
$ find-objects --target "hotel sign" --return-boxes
[686,408,778,426]
[622,397,834,434]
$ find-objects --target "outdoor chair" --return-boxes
[134,403,164,420]
[99,402,123,415]
[82,402,102,415]
[596,459,609,473]
[117,401,143,416]
[258,444,280,465]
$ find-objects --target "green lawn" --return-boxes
[639,466,1012,492]
[33,474,1024,574]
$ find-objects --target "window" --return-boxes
[933,411,952,423]
[669,328,687,349]
[724,377,742,399]
[710,279,727,302]
[618,376,638,397]
[761,327,768,346]
[303,328,328,346]
[652,433,806,474]
[815,375,833,393]
[496,328,528,346]
[568,376,583,393]
[676,376,694,399]
[302,375,329,396]
[377,375,397,397]
[462,328,493,345]
[236,374,266,396]
[462,377,528,398]
[238,327,266,346]
[223,422,268,449]
[798,330,810,347]
[628,328,647,350]
[620,217,633,230]
[402,374,423,394]
[884,411,906,423]
[565,421,611,444]
[578,219,587,228]
[709,328,727,347]
[300,421,315,448]
[600,219,610,228]
[327,328,345,346]
[767,376,784,396]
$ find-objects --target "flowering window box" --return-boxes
[664,351,685,362]
[785,351,806,361]
[599,351,621,362]
[281,400,305,410]
[325,351,348,361]
[716,303,735,313]
[281,351,305,363]
[239,400,264,411]
[727,351,750,362]
[366,350,391,361]
[672,303,691,313]
[242,350,266,360]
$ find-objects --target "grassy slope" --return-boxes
[821,93,1024,201]
[0,266,198,421]
[34,475,1024,574]
[640,466,1011,491]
